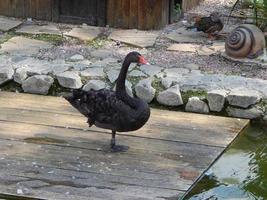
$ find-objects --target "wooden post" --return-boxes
[107,0,170,30]
[52,0,59,22]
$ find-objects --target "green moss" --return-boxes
[258,100,267,112]
[0,32,16,44]
[87,38,109,49]
[127,76,143,86]
[19,33,65,45]
[151,78,165,95]
[181,90,207,103]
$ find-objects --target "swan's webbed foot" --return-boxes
[111,145,129,152]
[110,131,129,152]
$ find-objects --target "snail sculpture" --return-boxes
[225,24,266,59]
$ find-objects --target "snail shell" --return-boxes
[225,24,266,59]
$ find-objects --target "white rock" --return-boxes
[106,69,120,83]
[83,80,106,91]
[184,63,200,70]
[90,49,113,59]
[164,68,190,77]
[129,63,137,71]
[72,63,89,71]
[207,90,228,112]
[226,106,263,119]
[161,77,176,89]
[155,72,166,79]
[0,65,14,85]
[135,78,156,103]
[157,85,183,106]
[140,65,162,77]
[57,71,82,89]
[101,57,119,65]
[69,54,84,62]
[129,70,147,77]
[14,67,28,84]
[226,89,262,108]
[185,97,209,114]
[80,67,105,78]
[190,70,202,75]
[125,81,133,97]
[14,58,52,76]
[50,64,71,75]
[22,75,54,95]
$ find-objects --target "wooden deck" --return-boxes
[0,92,249,200]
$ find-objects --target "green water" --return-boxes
[184,124,267,200]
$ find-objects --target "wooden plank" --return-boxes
[113,0,123,28]
[97,0,106,26]
[129,0,139,28]
[35,0,52,20]
[0,107,246,148]
[0,92,248,199]
[52,0,60,22]
[182,0,202,11]
[0,121,223,169]
[121,0,130,28]
[14,0,25,18]
[106,0,115,27]
[0,92,249,147]
[137,0,147,29]
[0,138,191,190]
[0,132,186,199]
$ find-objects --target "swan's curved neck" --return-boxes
[116,58,137,108]
[116,58,130,93]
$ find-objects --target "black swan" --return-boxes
[64,52,150,152]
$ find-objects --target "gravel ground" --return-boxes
[186,0,235,16]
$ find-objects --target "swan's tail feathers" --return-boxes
[64,89,84,101]
[63,89,87,114]
[64,89,96,126]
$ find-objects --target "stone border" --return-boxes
[0,53,266,125]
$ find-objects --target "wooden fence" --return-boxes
[0,0,202,29]
[182,0,203,11]
[107,0,170,30]
[0,0,52,20]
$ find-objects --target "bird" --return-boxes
[64,52,151,152]
[187,12,224,39]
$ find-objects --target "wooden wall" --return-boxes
[107,0,170,30]
[0,0,52,20]
[182,0,202,11]
[0,0,201,29]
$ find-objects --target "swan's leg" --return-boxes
[110,130,116,148]
[110,130,129,152]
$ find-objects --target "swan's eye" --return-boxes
[138,56,149,65]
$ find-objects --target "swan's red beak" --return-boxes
[138,56,150,65]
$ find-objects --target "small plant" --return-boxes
[87,38,108,49]
[175,3,181,15]
[232,0,267,29]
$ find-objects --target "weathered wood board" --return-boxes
[0,92,249,200]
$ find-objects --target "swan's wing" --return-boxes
[81,89,132,125]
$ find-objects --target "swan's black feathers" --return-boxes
[65,88,148,132]
[64,51,150,150]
